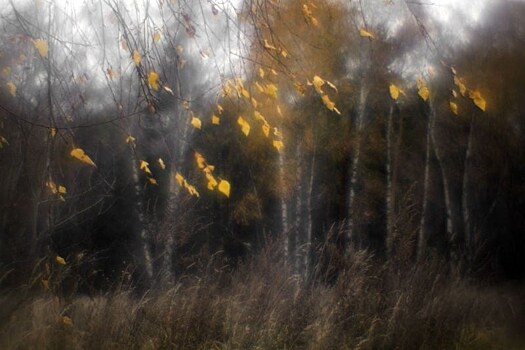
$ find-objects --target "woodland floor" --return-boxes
[1,246,524,350]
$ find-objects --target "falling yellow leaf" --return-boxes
[70,148,96,167]
[251,97,258,109]
[264,39,277,50]
[140,160,152,175]
[132,49,141,65]
[41,279,50,291]
[158,158,166,170]
[262,123,270,137]
[217,104,224,114]
[389,83,400,100]
[148,71,160,90]
[452,89,458,98]
[191,116,202,129]
[58,185,67,194]
[254,111,265,122]
[241,88,250,98]
[258,67,265,79]
[454,76,467,96]
[212,114,220,125]
[218,179,230,198]
[206,173,218,190]
[195,152,206,169]
[33,39,48,58]
[312,75,325,94]
[2,66,11,77]
[449,101,458,115]
[6,81,16,97]
[55,255,66,265]
[175,172,184,186]
[264,83,278,99]
[273,140,284,152]
[321,94,340,114]
[359,28,375,39]
[163,85,174,95]
[148,177,158,185]
[126,135,136,144]
[237,116,250,136]
[62,316,73,326]
[418,86,430,102]
[281,49,288,58]
[469,90,486,111]
[153,31,161,42]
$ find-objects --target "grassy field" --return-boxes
[1,245,524,349]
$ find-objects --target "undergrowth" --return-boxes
[0,240,524,350]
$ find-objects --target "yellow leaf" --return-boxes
[126,135,136,144]
[264,83,278,99]
[175,172,184,186]
[359,28,375,39]
[262,123,270,137]
[148,71,160,90]
[206,173,218,190]
[251,97,258,109]
[46,181,58,194]
[454,76,467,96]
[50,128,57,138]
[321,94,337,111]
[70,148,96,167]
[264,39,277,50]
[6,81,16,97]
[132,49,141,65]
[452,89,458,98]
[41,279,50,291]
[218,179,230,198]
[469,90,486,111]
[237,116,250,136]
[158,158,166,170]
[62,316,73,326]
[195,152,206,169]
[58,185,67,194]
[33,39,48,58]
[416,77,425,90]
[389,83,400,100]
[294,82,306,95]
[163,85,174,95]
[254,111,265,122]
[312,75,325,94]
[148,177,158,185]
[241,88,250,98]
[450,101,458,115]
[258,67,265,79]
[212,114,220,125]
[203,165,215,174]
[217,104,224,114]
[153,31,161,42]
[191,116,202,129]
[55,255,66,265]
[273,140,284,152]
[2,66,11,77]
[139,160,152,175]
[418,87,430,101]
[255,81,265,93]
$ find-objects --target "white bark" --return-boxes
[278,146,290,264]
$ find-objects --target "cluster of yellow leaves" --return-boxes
[139,159,161,185]
[310,75,341,114]
[302,3,319,27]
[451,67,487,113]
[70,148,96,167]
[194,152,230,198]
[175,172,200,197]
[46,181,67,202]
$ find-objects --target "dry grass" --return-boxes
[1,242,524,350]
